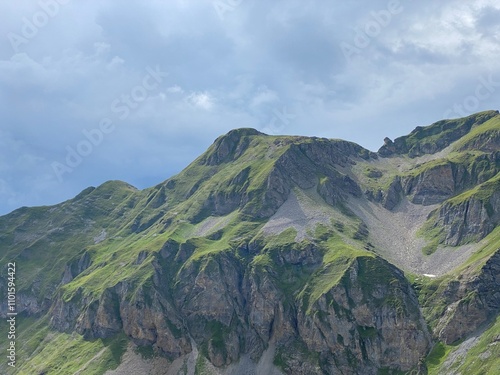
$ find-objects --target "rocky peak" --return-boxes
[202,128,265,165]
[378,110,499,157]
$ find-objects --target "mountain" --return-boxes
[0,110,499,374]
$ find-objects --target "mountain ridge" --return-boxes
[1,110,499,374]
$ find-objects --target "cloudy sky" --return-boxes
[1,0,499,215]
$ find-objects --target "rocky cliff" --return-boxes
[435,248,500,344]
[47,237,431,374]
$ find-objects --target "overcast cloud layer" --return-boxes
[1,0,499,215]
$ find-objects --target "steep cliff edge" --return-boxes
[418,172,500,256]
[48,234,431,374]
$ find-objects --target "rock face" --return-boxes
[434,249,500,344]
[61,251,92,284]
[202,128,264,166]
[401,152,500,207]
[431,192,500,246]
[403,164,457,205]
[50,242,432,374]
[296,257,430,374]
[191,137,366,221]
[382,177,404,210]
[370,150,499,212]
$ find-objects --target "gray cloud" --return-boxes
[0,0,499,215]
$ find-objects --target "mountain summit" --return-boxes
[1,111,499,374]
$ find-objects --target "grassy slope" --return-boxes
[452,114,500,151]
[0,181,141,294]
[298,236,374,314]
[160,133,293,222]
[0,316,128,375]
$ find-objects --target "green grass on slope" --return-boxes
[60,229,169,301]
[426,342,453,374]
[410,273,451,332]
[453,226,500,274]
[61,209,264,301]
[16,332,128,375]
[418,224,442,256]
[448,315,500,374]
[161,134,294,222]
[452,113,500,151]
[0,181,143,297]
[298,236,373,314]
[446,172,500,207]
[179,215,264,263]
[426,316,500,375]
[0,316,127,375]
[349,159,402,199]
[404,149,498,180]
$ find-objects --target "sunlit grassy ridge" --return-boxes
[0,181,140,295]
[389,110,498,156]
[452,113,500,151]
